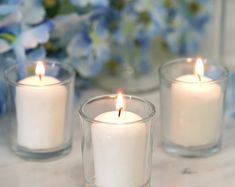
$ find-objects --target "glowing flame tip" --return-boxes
[194,58,204,78]
[35,61,45,78]
[116,91,125,111]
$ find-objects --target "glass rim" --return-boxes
[159,57,229,85]
[4,60,75,87]
[79,94,156,125]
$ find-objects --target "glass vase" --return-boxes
[94,0,225,93]
[96,39,159,93]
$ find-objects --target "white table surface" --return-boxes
[1,87,235,187]
[1,1,235,186]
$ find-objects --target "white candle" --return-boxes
[16,61,67,149]
[92,93,146,187]
[170,59,223,147]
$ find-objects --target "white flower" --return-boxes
[71,0,109,7]
[20,0,45,26]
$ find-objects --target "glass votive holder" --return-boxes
[159,58,228,157]
[79,94,156,187]
[4,59,75,160]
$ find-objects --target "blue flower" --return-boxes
[128,0,162,43]
[18,21,53,49]
[0,1,52,55]
[0,3,21,53]
[153,0,210,55]
[1,0,213,80]
[0,85,7,116]
[67,22,110,77]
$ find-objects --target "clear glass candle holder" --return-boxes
[4,59,75,160]
[79,94,156,187]
[159,58,228,157]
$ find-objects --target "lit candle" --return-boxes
[92,92,146,187]
[170,58,223,147]
[16,61,67,149]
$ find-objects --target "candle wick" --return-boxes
[39,74,42,81]
[118,107,123,117]
[197,74,201,82]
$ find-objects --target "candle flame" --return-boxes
[116,91,125,113]
[194,58,204,80]
[35,61,45,80]
[186,58,193,63]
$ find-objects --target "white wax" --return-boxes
[170,74,223,147]
[16,76,67,149]
[92,111,146,187]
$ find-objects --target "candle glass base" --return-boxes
[5,59,75,160]
[79,95,156,187]
[12,141,72,160]
[84,179,151,187]
[159,58,228,157]
[162,141,221,157]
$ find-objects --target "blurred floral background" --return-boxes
[0,0,217,115]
